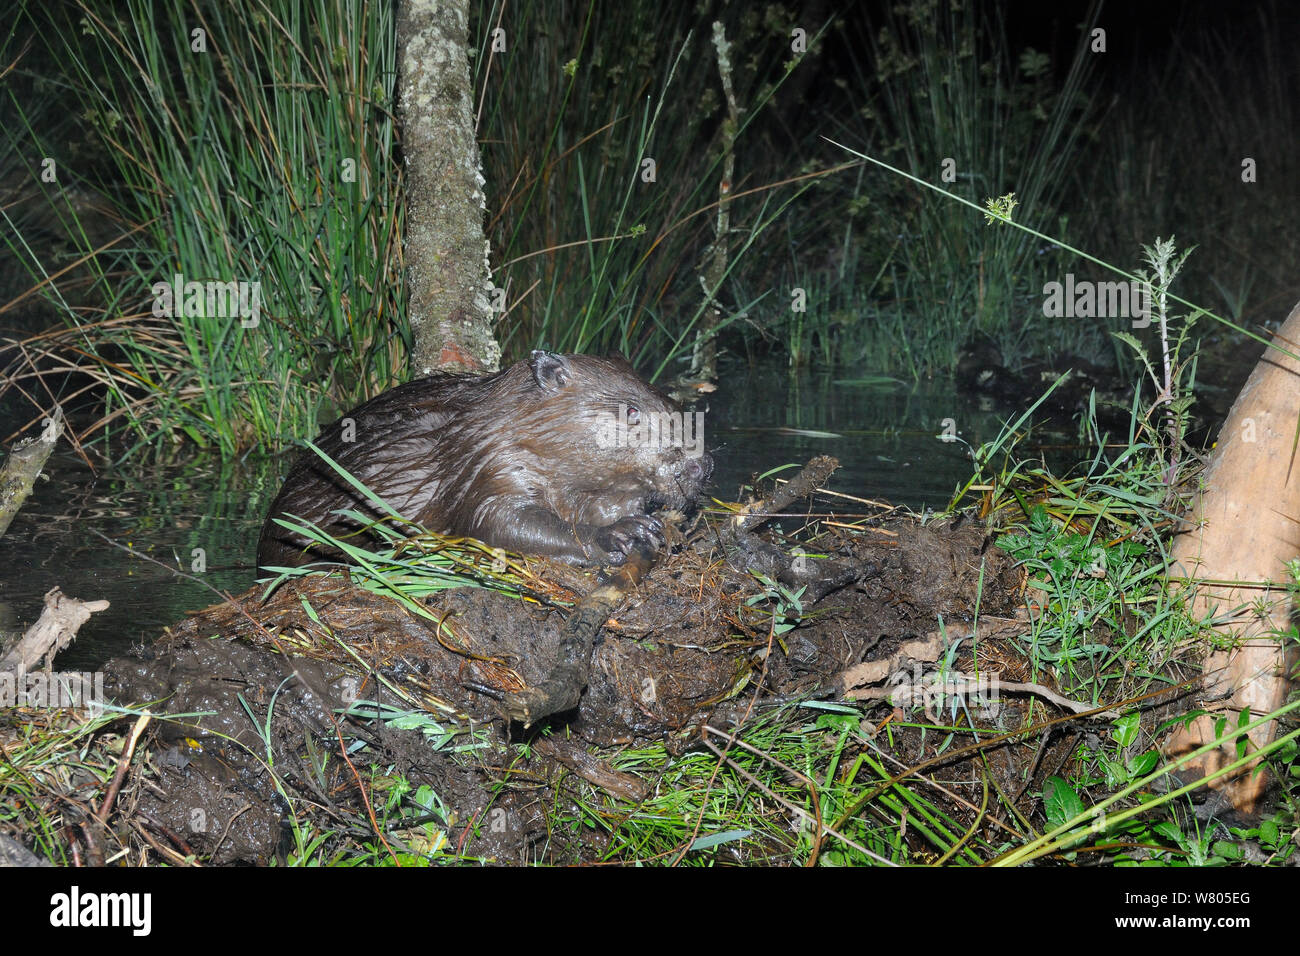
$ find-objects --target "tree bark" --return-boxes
[396,0,499,374]
[690,21,739,384]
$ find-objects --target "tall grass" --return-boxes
[470,0,827,373]
[4,0,833,455]
[788,0,1102,374]
[4,0,406,456]
[809,0,1299,378]
[7,0,1292,458]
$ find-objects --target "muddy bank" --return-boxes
[100,502,1028,864]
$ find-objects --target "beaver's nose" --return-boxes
[683,451,713,484]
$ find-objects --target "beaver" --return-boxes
[257,351,712,569]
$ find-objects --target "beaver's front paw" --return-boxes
[589,514,665,563]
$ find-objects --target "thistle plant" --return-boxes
[1111,237,1202,488]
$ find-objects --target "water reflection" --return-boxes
[704,358,1015,511]
[0,451,280,668]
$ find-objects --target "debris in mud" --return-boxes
[94,455,1042,864]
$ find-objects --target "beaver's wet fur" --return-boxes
[257,351,712,569]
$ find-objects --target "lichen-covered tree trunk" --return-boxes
[397,0,499,374]
[689,21,738,385]
[1165,297,1300,811]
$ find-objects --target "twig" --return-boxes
[728,456,840,536]
[854,677,1119,718]
[96,714,152,823]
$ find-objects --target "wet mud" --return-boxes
[101,506,1030,864]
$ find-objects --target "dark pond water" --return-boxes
[705,358,1020,508]
[0,451,281,669]
[0,357,1055,668]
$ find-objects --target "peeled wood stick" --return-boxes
[0,587,109,676]
[728,456,840,535]
[1165,298,1300,811]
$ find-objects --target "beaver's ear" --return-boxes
[530,350,572,390]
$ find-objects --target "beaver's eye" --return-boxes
[625,404,641,425]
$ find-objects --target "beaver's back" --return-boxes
[257,374,476,567]
[257,352,711,569]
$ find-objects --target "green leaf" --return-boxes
[1112,712,1140,748]
[690,829,751,851]
[1235,708,1251,759]
[1127,750,1159,777]
[1043,776,1084,828]
[1212,841,1242,861]
[1100,761,1121,789]
[1110,331,1157,382]
[815,712,858,733]
[1151,821,1182,842]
